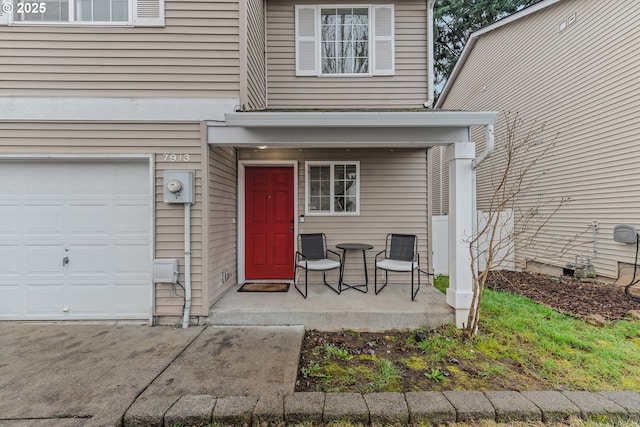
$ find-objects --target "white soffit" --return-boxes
[220,111,499,127]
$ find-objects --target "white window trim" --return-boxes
[305,161,360,216]
[295,4,394,78]
[3,0,162,26]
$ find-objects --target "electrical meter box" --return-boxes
[153,259,179,283]
[163,171,194,204]
[614,224,639,244]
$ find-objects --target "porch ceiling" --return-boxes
[207,110,499,148]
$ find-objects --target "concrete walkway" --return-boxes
[0,323,639,426]
[0,323,302,427]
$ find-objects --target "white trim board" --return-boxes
[0,98,240,121]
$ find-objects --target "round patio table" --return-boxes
[336,242,374,293]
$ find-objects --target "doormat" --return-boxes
[238,282,290,293]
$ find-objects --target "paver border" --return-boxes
[122,391,640,426]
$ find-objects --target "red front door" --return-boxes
[245,167,295,279]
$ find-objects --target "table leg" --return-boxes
[340,249,368,293]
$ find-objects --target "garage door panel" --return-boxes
[113,284,149,315]
[24,205,65,236]
[0,246,19,274]
[68,246,109,274]
[68,284,110,315]
[67,205,111,236]
[0,286,20,316]
[26,165,65,194]
[25,284,64,315]
[113,163,150,194]
[115,245,152,274]
[69,164,113,195]
[0,206,19,236]
[0,167,23,196]
[26,246,66,275]
[115,205,151,234]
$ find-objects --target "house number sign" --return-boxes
[162,154,192,162]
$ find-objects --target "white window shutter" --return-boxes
[295,6,318,76]
[133,0,164,27]
[0,0,10,25]
[372,5,395,76]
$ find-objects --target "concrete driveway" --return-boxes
[0,323,303,427]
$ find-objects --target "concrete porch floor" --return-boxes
[208,282,454,332]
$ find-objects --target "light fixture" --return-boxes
[257,145,268,150]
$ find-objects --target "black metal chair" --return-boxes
[294,233,343,298]
[374,233,420,301]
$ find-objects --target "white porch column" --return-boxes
[446,142,475,328]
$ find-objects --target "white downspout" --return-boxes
[473,124,495,169]
[424,0,436,108]
[471,124,495,275]
[182,203,192,329]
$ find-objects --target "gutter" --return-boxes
[424,0,436,108]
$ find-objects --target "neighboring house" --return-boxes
[435,0,640,282]
[0,0,496,328]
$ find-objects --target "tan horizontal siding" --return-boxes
[439,0,640,279]
[239,148,430,284]
[209,146,238,305]
[246,0,267,110]
[0,120,208,316]
[266,0,428,108]
[0,1,241,98]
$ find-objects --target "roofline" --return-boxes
[435,0,564,108]
[215,111,499,128]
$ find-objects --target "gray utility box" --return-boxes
[163,171,194,204]
[614,224,639,244]
[153,259,179,283]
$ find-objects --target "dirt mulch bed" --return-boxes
[486,270,640,321]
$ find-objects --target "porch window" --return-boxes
[4,0,163,25]
[295,4,394,77]
[306,161,359,215]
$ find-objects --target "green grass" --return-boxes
[323,343,353,361]
[433,274,449,293]
[372,358,403,391]
[477,289,640,390]
[430,274,640,389]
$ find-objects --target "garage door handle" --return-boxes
[62,256,69,267]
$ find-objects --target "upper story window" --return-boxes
[0,0,164,26]
[295,4,394,77]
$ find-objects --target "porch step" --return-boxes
[207,283,454,332]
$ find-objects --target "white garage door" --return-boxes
[0,160,152,320]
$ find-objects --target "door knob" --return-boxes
[63,256,70,267]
